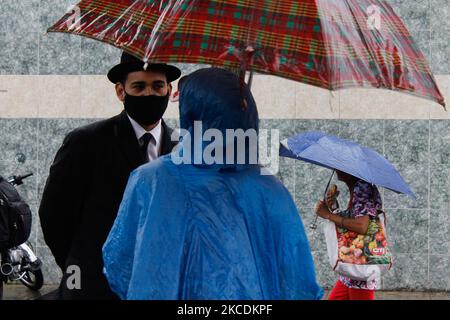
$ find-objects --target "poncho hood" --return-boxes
[177,68,259,170]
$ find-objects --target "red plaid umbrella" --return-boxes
[47,0,445,107]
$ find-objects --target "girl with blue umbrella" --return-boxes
[315,170,383,300]
[280,131,415,300]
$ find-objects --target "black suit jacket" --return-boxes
[38,111,177,299]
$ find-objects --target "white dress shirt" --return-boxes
[127,114,163,162]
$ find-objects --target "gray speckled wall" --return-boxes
[1,118,450,290]
[0,0,449,75]
[1,0,450,291]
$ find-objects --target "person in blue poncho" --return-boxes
[102,68,323,300]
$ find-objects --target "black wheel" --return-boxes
[19,269,44,291]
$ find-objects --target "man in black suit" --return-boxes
[38,52,181,299]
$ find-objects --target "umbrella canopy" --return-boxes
[280,131,415,198]
[47,0,445,107]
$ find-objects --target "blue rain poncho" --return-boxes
[103,68,323,300]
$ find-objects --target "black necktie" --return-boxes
[140,133,153,162]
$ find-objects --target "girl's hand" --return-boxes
[315,200,331,219]
[326,184,340,209]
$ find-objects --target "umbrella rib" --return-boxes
[342,0,387,88]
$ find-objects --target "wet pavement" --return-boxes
[2,284,59,300]
[2,284,450,300]
[322,290,450,300]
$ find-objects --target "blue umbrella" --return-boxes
[280,131,415,198]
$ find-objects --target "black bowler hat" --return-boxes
[107,52,181,84]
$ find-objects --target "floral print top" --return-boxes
[338,179,383,290]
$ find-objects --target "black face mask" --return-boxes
[124,91,170,126]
